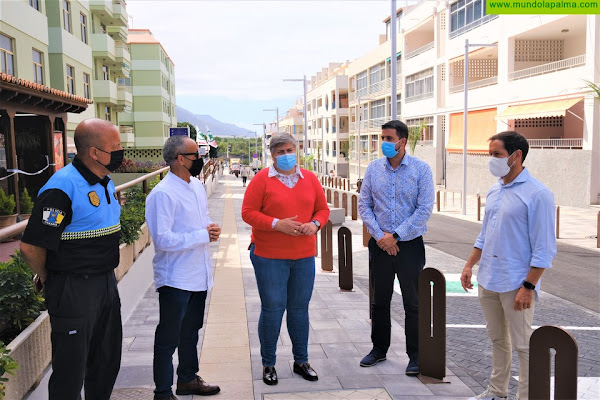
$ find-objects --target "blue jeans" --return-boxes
[153,286,207,397]
[250,244,315,367]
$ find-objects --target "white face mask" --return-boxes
[488,153,515,178]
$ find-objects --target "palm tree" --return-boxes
[584,80,600,103]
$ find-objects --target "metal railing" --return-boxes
[508,54,586,81]
[405,41,434,59]
[405,91,434,103]
[449,76,498,93]
[528,138,583,149]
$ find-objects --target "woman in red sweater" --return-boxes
[242,133,329,386]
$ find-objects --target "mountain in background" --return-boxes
[176,105,255,138]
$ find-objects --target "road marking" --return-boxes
[447,324,600,330]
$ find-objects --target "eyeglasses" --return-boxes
[179,152,200,160]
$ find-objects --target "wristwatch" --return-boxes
[523,281,536,290]
[312,220,321,231]
[392,232,399,240]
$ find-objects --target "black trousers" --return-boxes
[369,236,425,361]
[45,271,122,400]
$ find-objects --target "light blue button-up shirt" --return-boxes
[475,168,557,296]
[358,154,434,241]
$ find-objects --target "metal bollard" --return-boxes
[556,206,560,239]
[342,193,348,216]
[320,220,333,272]
[351,195,358,220]
[436,190,440,212]
[334,191,340,208]
[477,194,481,221]
[418,268,446,380]
[338,227,353,291]
[143,179,148,195]
[362,223,371,247]
[529,326,578,400]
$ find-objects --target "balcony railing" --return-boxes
[508,54,586,81]
[449,76,498,93]
[405,91,434,103]
[406,41,434,59]
[528,138,583,149]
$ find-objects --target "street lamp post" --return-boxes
[390,0,398,120]
[283,77,308,168]
[263,108,279,134]
[462,39,498,215]
[253,123,265,168]
[356,93,379,181]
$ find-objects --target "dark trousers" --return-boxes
[153,286,207,398]
[46,271,122,400]
[369,236,425,361]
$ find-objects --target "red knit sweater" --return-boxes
[241,168,330,259]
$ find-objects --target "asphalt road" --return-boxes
[424,214,600,313]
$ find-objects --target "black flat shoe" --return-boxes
[293,362,318,381]
[263,366,278,385]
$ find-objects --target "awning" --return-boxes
[496,98,583,121]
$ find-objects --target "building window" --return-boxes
[102,65,109,80]
[369,63,385,85]
[29,0,40,11]
[104,106,111,121]
[449,0,496,38]
[357,70,368,96]
[370,99,386,120]
[62,0,71,33]
[83,73,90,99]
[66,65,74,94]
[32,49,44,85]
[405,68,434,101]
[0,34,15,76]
[407,117,434,140]
[80,13,88,44]
[100,23,106,34]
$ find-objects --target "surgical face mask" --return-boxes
[183,156,204,177]
[96,148,124,172]
[275,153,296,171]
[488,152,515,178]
[381,141,399,158]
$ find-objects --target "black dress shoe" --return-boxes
[263,366,278,385]
[293,362,318,381]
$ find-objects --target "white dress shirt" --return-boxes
[145,172,213,292]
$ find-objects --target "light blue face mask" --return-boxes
[276,153,296,171]
[381,140,399,158]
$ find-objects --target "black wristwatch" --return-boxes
[392,232,399,240]
[523,281,535,290]
[312,220,321,231]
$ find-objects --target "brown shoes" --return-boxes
[154,395,178,400]
[176,376,221,396]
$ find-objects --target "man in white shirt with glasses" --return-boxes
[145,136,221,400]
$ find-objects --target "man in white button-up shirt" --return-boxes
[145,136,221,400]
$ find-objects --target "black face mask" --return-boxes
[96,148,124,172]
[186,157,204,177]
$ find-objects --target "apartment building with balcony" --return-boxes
[0,0,91,205]
[46,0,95,135]
[344,3,599,205]
[306,63,350,177]
[119,28,176,156]
[279,99,305,156]
[88,0,132,145]
[346,10,404,181]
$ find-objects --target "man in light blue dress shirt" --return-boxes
[146,136,222,400]
[461,131,557,400]
[358,120,434,376]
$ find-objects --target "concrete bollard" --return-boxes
[418,268,446,380]
[320,220,333,272]
[338,227,353,291]
[351,195,358,220]
[529,326,578,400]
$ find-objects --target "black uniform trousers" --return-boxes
[45,270,122,400]
[369,236,425,361]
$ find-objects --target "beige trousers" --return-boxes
[478,286,535,400]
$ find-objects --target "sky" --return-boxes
[125,0,398,132]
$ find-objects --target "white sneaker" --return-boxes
[469,387,508,400]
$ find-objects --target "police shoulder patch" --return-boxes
[42,208,66,227]
[88,191,100,207]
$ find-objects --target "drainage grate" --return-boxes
[110,388,154,400]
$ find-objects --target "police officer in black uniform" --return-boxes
[21,118,124,400]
